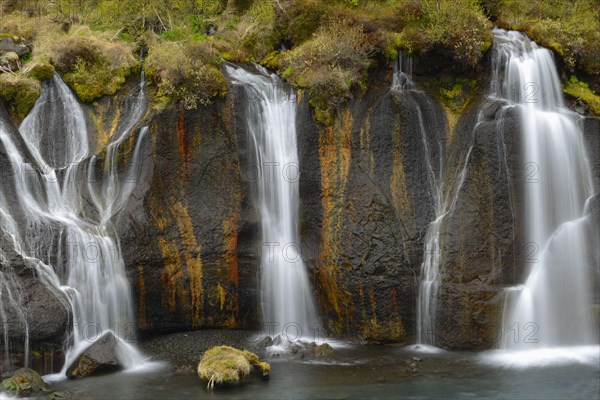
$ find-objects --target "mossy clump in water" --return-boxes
[0,73,41,120]
[1,367,53,397]
[197,345,270,390]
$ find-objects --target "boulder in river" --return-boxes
[1,367,53,397]
[311,342,334,357]
[66,331,124,378]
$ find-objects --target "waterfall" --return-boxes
[0,71,149,374]
[492,29,597,349]
[391,52,416,92]
[392,54,476,347]
[390,55,446,345]
[225,64,320,340]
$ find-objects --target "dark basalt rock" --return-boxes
[66,331,123,378]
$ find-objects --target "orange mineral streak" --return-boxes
[172,201,204,328]
[137,263,148,331]
[317,109,353,332]
[177,111,191,181]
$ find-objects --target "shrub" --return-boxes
[490,0,600,74]
[400,0,492,67]
[563,76,600,115]
[0,74,41,120]
[279,18,376,124]
[211,0,279,63]
[48,30,138,102]
[145,39,227,109]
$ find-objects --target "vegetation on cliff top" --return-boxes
[563,76,600,116]
[485,0,600,74]
[0,0,597,120]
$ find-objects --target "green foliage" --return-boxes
[563,76,600,115]
[420,74,478,113]
[160,28,189,41]
[490,0,600,73]
[145,39,226,109]
[0,74,42,120]
[26,62,56,81]
[279,19,375,125]
[48,32,137,102]
[398,0,492,67]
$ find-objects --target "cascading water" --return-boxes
[391,52,416,92]
[225,64,320,340]
[492,29,597,350]
[391,55,445,345]
[393,55,476,347]
[0,70,149,374]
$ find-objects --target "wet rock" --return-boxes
[0,51,19,71]
[66,332,124,378]
[0,244,72,370]
[46,391,77,400]
[0,37,30,58]
[1,367,53,397]
[197,346,270,389]
[254,335,273,351]
[310,342,334,357]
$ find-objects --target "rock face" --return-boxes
[118,85,257,335]
[297,81,448,342]
[0,249,71,371]
[0,101,71,372]
[1,57,598,355]
[433,98,524,349]
[66,331,123,378]
[0,36,31,71]
[115,63,599,348]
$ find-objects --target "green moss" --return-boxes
[0,33,18,40]
[146,40,226,109]
[2,368,52,397]
[63,57,133,102]
[26,63,55,81]
[0,74,41,120]
[563,76,600,115]
[261,51,282,70]
[221,51,234,61]
[197,346,269,389]
[119,32,134,42]
[49,34,137,102]
[420,74,478,114]
[160,28,188,42]
[491,0,600,73]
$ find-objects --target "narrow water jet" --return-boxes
[225,64,320,341]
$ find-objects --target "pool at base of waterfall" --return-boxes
[51,343,599,400]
